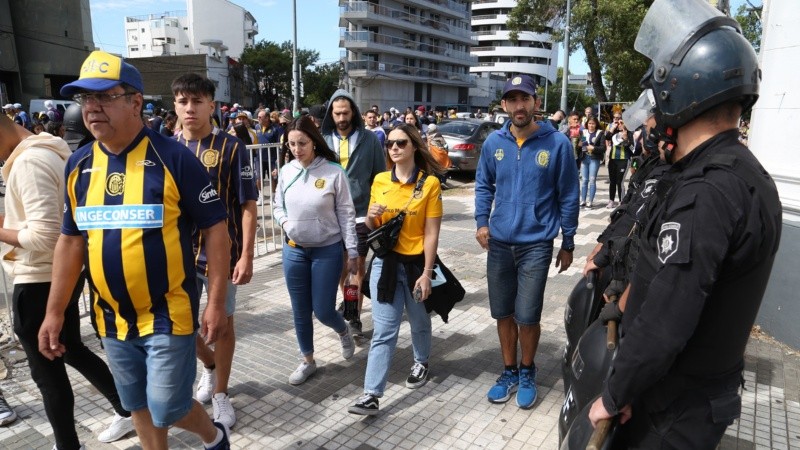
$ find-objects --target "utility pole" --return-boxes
[292,0,300,114]
[560,0,571,113]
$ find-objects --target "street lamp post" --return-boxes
[560,0,571,113]
[292,0,300,114]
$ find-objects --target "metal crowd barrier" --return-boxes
[247,142,285,256]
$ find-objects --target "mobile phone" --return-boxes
[413,286,422,302]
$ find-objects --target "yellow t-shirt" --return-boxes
[370,170,443,255]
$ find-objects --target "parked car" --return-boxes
[437,119,502,172]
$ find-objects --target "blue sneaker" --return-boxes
[487,369,519,403]
[516,368,538,409]
[206,421,230,450]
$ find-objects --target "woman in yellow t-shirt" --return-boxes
[348,123,443,416]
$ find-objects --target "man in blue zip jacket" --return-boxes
[475,74,579,409]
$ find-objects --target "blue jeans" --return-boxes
[364,257,432,397]
[283,241,347,356]
[102,333,196,428]
[487,239,553,325]
[580,155,601,203]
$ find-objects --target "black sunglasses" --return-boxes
[385,139,409,148]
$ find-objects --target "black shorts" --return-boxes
[356,222,370,257]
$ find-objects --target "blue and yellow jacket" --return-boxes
[475,120,579,248]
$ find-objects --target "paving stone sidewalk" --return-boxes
[0,177,797,449]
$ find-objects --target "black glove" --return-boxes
[603,279,626,300]
[598,301,623,324]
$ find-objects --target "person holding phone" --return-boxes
[348,123,443,416]
[273,116,359,385]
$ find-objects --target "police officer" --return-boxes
[583,90,669,306]
[588,0,783,448]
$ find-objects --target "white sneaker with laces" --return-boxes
[97,412,134,443]
[196,366,217,403]
[340,323,355,360]
[288,360,317,385]
[212,392,236,429]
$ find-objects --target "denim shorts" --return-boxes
[487,239,554,325]
[102,333,196,427]
[196,273,237,317]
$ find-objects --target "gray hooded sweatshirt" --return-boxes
[321,89,386,218]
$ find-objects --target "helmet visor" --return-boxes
[634,0,724,65]
[622,89,656,128]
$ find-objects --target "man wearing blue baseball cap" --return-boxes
[475,74,579,410]
[39,51,233,449]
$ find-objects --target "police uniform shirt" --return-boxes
[601,130,782,414]
[62,127,228,340]
[369,168,443,255]
[177,128,258,275]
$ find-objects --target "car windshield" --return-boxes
[437,121,478,136]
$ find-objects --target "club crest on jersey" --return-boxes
[495,149,504,161]
[658,222,680,264]
[536,150,550,167]
[201,149,220,167]
[105,173,125,196]
[314,178,326,189]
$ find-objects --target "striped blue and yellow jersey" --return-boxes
[177,128,258,275]
[62,127,228,340]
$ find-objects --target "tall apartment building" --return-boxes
[339,0,476,112]
[469,0,558,108]
[124,0,257,59]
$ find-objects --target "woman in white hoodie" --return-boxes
[273,116,358,385]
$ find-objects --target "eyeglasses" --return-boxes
[614,116,622,120]
[386,139,409,148]
[73,92,135,106]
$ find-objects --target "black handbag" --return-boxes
[366,173,428,258]
[367,211,406,258]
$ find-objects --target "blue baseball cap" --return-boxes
[61,51,144,97]
[502,75,538,99]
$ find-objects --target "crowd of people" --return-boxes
[0,2,781,448]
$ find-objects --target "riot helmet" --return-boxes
[635,0,760,131]
[62,103,93,151]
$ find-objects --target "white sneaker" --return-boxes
[212,392,236,429]
[340,324,355,360]
[288,361,317,385]
[97,412,134,443]
[196,366,217,403]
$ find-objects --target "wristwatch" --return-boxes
[562,245,575,253]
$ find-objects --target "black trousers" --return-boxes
[615,385,740,449]
[608,159,627,202]
[12,277,127,450]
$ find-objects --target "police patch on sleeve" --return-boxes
[658,222,680,264]
[640,179,658,199]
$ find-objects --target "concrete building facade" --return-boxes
[0,0,94,106]
[469,0,559,109]
[339,0,476,112]
[124,0,258,59]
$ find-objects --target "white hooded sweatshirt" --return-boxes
[1,132,72,284]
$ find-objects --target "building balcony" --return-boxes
[405,0,469,17]
[339,1,476,45]
[340,31,476,66]
[346,59,472,86]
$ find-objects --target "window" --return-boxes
[130,47,139,52]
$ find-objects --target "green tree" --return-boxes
[540,67,596,114]
[507,0,651,103]
[735,3,762,53]
[302,62,342,106]
[241,40,319,110]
